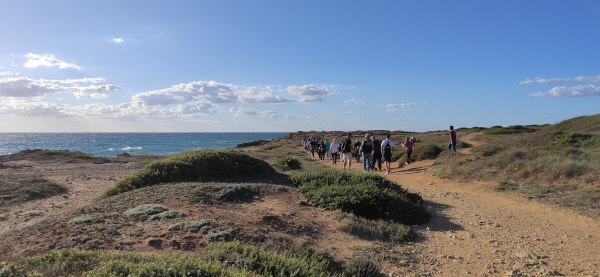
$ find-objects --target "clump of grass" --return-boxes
[546,132,593,149]
[291,170,430,225]
[495,181,519,191]
[216,186,260,203]
[344,254,383,277]
[123,204,168,217]
[68,215,95,225]
[338,213,415,242]
[148,210,183,220]
[202,241,344,276]
[104,150,278,197]
[168,220,213,233]
[275,155,302,171]
[415,144,444,160]
[474,145,504,157]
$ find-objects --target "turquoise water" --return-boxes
[0,133,287,157]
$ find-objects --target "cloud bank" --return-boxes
[0,77,120,98]
[531,85,600,97]
[287,84,332,102]
[385,103,416,111]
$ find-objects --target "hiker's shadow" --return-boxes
[418,200,463,233]
[398,166,428,174]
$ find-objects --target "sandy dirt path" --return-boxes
[318,139,600,276]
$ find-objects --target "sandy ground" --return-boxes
[320,138,600,276]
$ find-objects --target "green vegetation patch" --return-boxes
[344,255,384,277]
[485,125,538,135]
[148,210,183,220]
[202,241,344,276]
[104,149,279,197]
[168,220,213,233]
[2,242,352,276]
[474,145,505,157]
[123,204,168,217]
[338,213,415,242]
[0,174,67,208]
[546,132,594,149]
[291,170,430,225]
[275,155,302,171]
[68,215,95,225]
[415,144,444,160]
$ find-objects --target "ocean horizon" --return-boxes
[0,132,288,157]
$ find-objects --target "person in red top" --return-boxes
[448,125,457,152]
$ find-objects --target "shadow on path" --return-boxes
[418,200,463,232]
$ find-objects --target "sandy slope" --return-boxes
[322,139,600,276]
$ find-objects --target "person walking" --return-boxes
[341,133,353,170]
[371,135,383,172]
[309,138,317,159]
[330,138,340,165]
[317,140,326,160]
[448,125,457,152]
[382,134,395,174]
[401,137,415,165]
[359,134,374,172]
[324,139,331,159]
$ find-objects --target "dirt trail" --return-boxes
[320,139,600,276]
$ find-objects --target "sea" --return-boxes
[0,133,288,157]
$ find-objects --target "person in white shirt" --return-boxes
[381,134,395,174]
[329,138,340,165]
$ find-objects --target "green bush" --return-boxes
[275,155,302,171]
[415,144,444,160]
[104,150,278,197]
[338,213,414,242]
[485,125,537,134]
[202,241,344,276]
[148,210,183,220]
[68,215,95,225]
[546,132,593,149]
[291,170,430,225]
[344,255,383,277]
[16,242,350,276]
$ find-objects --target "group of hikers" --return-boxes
[301,126,458,175]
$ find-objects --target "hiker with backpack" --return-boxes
[341,133,353,170]
[317,140,326,160]
[359,134,374,172]
[353,140,362,162]
[324,139,331,159]
[382,134,395,175]
[371,135,383,172]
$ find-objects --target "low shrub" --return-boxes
[15,242,351,276]
[495,181,519,191]
[546,132,593,149]
[275,155,302,171]
[415,144,444,160]
[68,215,95,225]
[104,150,278,197]
[0,175,67,207]
[291,170,430,225]
[168,220,213,233]
[344,254,383,277]
[202,241,344,276]
[338,213,415,242]
[485,125,537,135]
[148,210,183,220]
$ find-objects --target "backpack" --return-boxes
[372,140,382,154]
[384,141,392,155]
[341,139,352,152]
[361,140,373,153]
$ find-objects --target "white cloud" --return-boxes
[0,71,18,76]
[520,74,600,85]
[531,85,600,97]
[0,99,72,117]
[23,53,81,70]
[238,87,291,103]
[133,80,237,106]
[287,84,332,102]
[385,103,416,111]
[230,106,257,118]
[342,98,364,105]
[0,77,120,98]
[111,38,125,44]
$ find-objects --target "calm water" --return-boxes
[0,133,287,157]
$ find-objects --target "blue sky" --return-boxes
[1,0,599,132]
